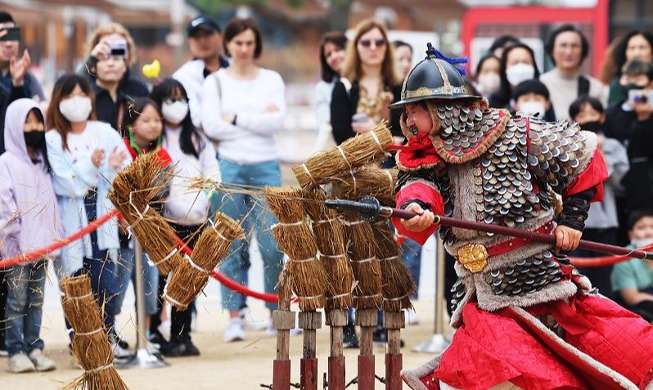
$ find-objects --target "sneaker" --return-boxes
[148,331,169,351]
[8,353,35,373]
[404,310,419,326]
[224,318,245,342]
[110,340,131,360]
[0,349,8,357]
[343,324,359,349]
[162,340,200,357]
[28,349,56,372]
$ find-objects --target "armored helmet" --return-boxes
[390,43,481,108]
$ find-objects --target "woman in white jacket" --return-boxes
[201,18,285,343]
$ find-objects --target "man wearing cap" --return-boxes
[392,44,653,390]
[173,15,229,129]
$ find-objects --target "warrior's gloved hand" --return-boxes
[400,202,435,232]
[554,225,582,252]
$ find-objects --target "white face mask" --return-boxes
[477,73,500,95]
[59,96,92,123]
[518,101,546,118]
[632,237,653,249]
[506,63,535,87]
[162,101,189,125]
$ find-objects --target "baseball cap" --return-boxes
[187,16,220,36]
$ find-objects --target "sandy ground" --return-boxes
[0,130,454,388]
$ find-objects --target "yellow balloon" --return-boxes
[142,60,161,79]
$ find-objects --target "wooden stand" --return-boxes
[383,311,405,390]
[355,308,377,389]
[326,309,347,390]
[273,285,295,390]
[298,311,321,390]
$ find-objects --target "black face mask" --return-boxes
[580,121,603,134]
[24,131,45,148]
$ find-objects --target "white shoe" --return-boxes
[111,341,131,360]
[404,310,419,326]
[224,318,245,342]
[8,353,35,373]
[158,320,171,341]
[28,349,56,372]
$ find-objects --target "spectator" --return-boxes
[330,18,402,146]
[173,15,229,129]
[605,59,653,214]
[488,34,520,59]
[0,99,60,373]
[201,18,285,343]
[473,53,501,97]
[512,79,555,121]
[45,74,130,357]
[540,24,607,121]
[79,23,149,134]
[393,40,413,80]
[151,78,219,355]
[489,42,541,110]
[568,96,629,300]
[314,31,347,152]
[606,30,653,106]
[611,210,653,322]
[114,97,170,355]
[0,12,45,102]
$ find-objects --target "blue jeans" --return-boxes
[114,244,159,316]
[402,238,422,299]
[5,260,47,356]
[214,159,284,311]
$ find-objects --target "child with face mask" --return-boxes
[150,78,220,357]
[568,96,629,300]
[611,210,653,322]
[0,99,61,373]
[45,73,131,359]
[512,79,556,121]
[474,54,501,97]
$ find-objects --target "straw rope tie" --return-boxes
[153,247,178,265]
[384,294,410,302]
[276,220,305,227]
[163,289,189,309]
[370,130,384,152]
[317,252,346,260]
[300,164,318,186]
[75,328,103,336]
[326,292,351,300]
[338,217,365,226]
[292,256,317,264]
[379,256,400,262]
[337,146,352,170]
[313,217,337,226]
[354,293,382,299]
[298,294,323,301]
[66,292,93,300]
[355,256,376,264]
[185,254,210,274]
[87,363,114,373]
[207,218,230,242]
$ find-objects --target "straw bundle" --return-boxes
[164,212,244,310]
[61,274,128,390]
[292,122,393,190]
[333,167,398,207]
[265,186,328,311]
[303,189,353,310]
[108,154,182,275]
[371,221,415,311]
[340,211,382,309]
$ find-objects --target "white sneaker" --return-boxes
[28,349,56,372]
[8,353,35,373]
[404,310,419,326]
[111,341,131,360]
[224,318,245,342]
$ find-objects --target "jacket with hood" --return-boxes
[0,98,62,260]
[46,120,130,276]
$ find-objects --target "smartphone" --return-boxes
[627,89,653,107]
[0,26,20,41]
[352,113,369,123]
[107,39,127,58]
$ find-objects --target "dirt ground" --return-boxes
[1,292,450,389]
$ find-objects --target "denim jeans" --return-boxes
[401,238,422,299]
[114,244,159,316]
[214,158,284,311]
[5,260,47,356]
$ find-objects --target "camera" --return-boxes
[0,26,20,42]
[628,89,653,107]
[107,39,128,58]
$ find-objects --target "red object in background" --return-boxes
[461,0,609,77]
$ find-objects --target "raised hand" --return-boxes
[108,146,128,169]
[10,48,30,87]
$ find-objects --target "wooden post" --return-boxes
[326,309,347,390]
[355,308,377,389]
[273,279,295,390]
[383,311,405,390]
[298,311,321,390]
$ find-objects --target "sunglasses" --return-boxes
[359,39,386,48]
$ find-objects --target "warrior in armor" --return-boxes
[392,44,653,390]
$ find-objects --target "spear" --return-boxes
[325,197,653,261]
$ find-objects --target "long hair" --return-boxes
[28,107,52,172]
[613,30,653,78]
[341,18,400,87]
[492,43,541,108]
[319,31,347,82]
[46,73,97,151]
[223,18,263,59]
[84,23,138,66]
[150,78,202,159]
[123,97,162,148]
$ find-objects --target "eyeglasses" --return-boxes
[359,39,386,48]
